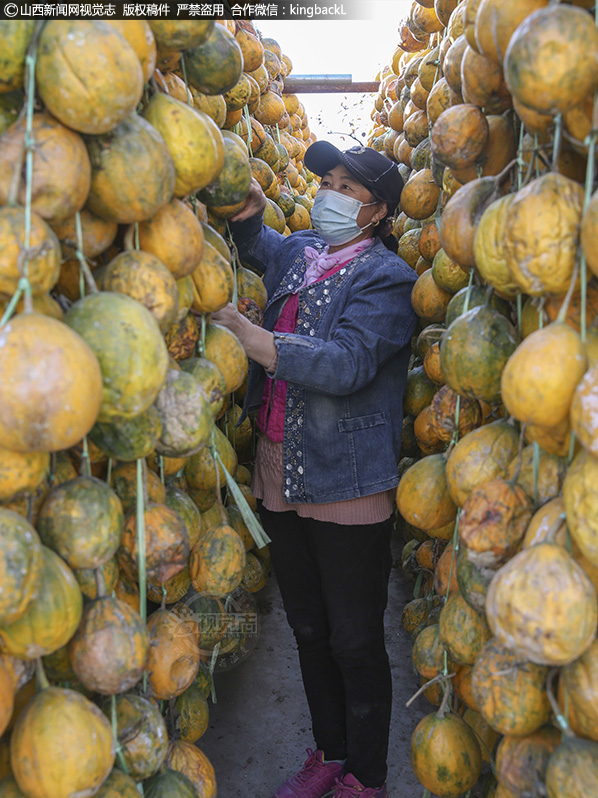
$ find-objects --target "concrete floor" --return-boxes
[199,529,431,798]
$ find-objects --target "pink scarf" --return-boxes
[299,239,373,290]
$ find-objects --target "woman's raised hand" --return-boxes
[231,177,268,222]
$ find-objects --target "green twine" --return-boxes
[179,51,193,106]
[533,134,541,178]
[209,642,220,704]
[552,114,562,169]
[23,45,38,280]
[450,394,462,448]
[75,210,99,296]
[516,294,523,337]
[226,220,239,305]
[538,299,545,330]
[111,694,130,775]
[2,30,40,326]
[567,431,577,465]
[80,437,92,477]
[197,312,207,357]
[579,92,598,343]
[135,458,147,692]
[517,121,525,190]
[79,256,85,299]
[532,441,540,509]
[463,269,474,313]
[243,104,254,157]
[106,458,113,486]
[0,277,30,326]
[214,448,270,548]
[444,509,461,603]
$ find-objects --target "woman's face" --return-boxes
[319,164,388,229]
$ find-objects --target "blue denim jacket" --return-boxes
[231,213,418,504]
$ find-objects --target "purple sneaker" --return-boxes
[329,772,388,797]
[273,748,344,798]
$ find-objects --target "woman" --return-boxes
[212,142,417,798]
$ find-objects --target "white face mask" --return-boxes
[310,190,378,246]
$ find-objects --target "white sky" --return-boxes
[256,1,413,148]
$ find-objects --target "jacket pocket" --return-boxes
[337,412,387,433]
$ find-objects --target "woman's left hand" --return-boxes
[209,303,278,372]
[210,303,243,333]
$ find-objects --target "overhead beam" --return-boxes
[283,74,380,94]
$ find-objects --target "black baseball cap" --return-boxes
[304,141,404,214]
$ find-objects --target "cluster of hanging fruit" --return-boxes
[370,1,598,796]
[0,17,316,798]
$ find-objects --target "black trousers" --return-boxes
[259,504,393,788]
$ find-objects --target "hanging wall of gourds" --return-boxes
[370,0,598,796]
[0,17,319,798]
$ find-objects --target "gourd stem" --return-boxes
[544,513,567,544]
[35,658,50,691]
[493,158,518,187]
[516,120,525,191]
[537,296,545,329]
[551,115,563,170]
[79,257,85,299]
[556,259,579,324]
[532,441,540,509]
[405,670,456,708]
[80,436,92,478]
[197,312,207,357]
[463,269,475,313]
[449,394,461,448]
[413,569,424,600]
[546,667,574,737]
[0,286,24,327]
[437,677,452,719]
[567,431,577,465]
[516,294,523,336]
[75,211,99,294]
[508,423,527,487]
[95,566,107,599]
